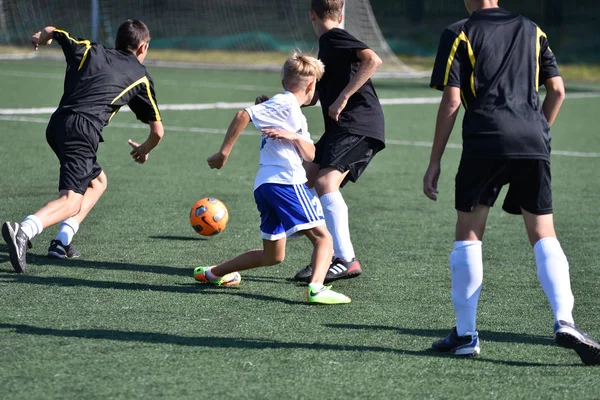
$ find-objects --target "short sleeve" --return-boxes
[327,30,370,63]
[245,96,291,130]
[52,29,92,70]
[539,33,560,83]
[431,28,462,91]
[128,74,162,124]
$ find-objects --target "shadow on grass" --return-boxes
[148,235,208,242]
[324,324,556,347]
[0,252,192,277]
[0,323,578,367]
[0,273,299,305]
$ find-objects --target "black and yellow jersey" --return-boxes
[52,29,161,137]
[430,8,560,160]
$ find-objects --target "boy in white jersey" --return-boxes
[194,52,350,305]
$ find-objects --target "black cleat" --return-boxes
[47,240,81,259]
[432,327,481,356]
[554,320,600,366]
[325,258,362,283]
[294,263,313,282]
[2,221,29,273]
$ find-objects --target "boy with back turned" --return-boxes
[423,0,600,365]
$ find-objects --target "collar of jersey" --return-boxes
[283,91,301,108]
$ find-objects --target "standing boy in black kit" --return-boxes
[294,0,386,283]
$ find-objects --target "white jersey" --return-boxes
[245,92,313,190]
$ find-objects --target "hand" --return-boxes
[207,151,228,169]
[255,95,269,105]
[128,139,149,164]
[328,96,348,123]
[261,128,296,142]
[423,162,441,201]
[31,32,42,51]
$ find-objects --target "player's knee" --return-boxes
[91,171,108,193]
[63,196,83,216]
[263,251,285,266]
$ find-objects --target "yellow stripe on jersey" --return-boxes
[444,31,477,97]
[110,76,162,122]
[54,29,92,71]
[535,27,547,92]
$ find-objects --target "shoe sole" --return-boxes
[454,346,481,357]
[307,298,351,305]
[555,330,600,366]
[324,269,362,283]
[2,222,25,273]
[47,251,81,260]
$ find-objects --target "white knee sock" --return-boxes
[534,237,574,324]
[55,218,79,246]
[319,191,355,261]
[20,215,43,241]
[451,241,483,336]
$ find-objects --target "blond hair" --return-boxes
[282,50,325,90]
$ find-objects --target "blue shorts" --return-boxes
[254,183,325,240]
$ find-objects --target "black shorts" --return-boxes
[455,158,552,215]
[314,131,384,187]
[46,113,103,195]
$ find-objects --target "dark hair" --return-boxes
[311,0,344,21]
[115,19,150,52]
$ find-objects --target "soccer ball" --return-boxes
[189,198,229,236]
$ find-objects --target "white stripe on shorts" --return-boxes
[294,184,316,222]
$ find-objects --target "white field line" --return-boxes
[0,70,279,91]
[2,91,600,116]
[1,115,598,158]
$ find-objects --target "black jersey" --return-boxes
[317,28,385,142]
[430,8,560,160]
[52,29,161,137]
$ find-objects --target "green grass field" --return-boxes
[1,59,599,399]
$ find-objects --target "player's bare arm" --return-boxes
[261,128,316,162]
[423,86,462,201]
[128,120,164,164]
[31,26,55,50]
[328,48,382,122]
[542,76,566,127]
[208,110,251,169]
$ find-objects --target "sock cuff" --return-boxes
[308,282,324,291]
[320,191,343,207]
[24,215,43,235]
[453,240,482,250]
[533,237,560,253]
[61,217,80,232]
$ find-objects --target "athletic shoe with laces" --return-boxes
[47,240,81,259]
[554,320,600,366]
[325,258,362,282]
[432,327,480,356]
[2,221,29,273]
[193,266,241,287]
[294,263,313,282]
[306,284,351,304]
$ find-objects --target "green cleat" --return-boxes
[306,284,351,304]
[194,266,241,287]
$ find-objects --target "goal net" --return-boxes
[0,0,425,76]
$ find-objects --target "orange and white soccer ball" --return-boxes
[189,198,229,236]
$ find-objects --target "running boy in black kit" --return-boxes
[294,0,385,283]
[423,0,599,364]
[2,20,164,273]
